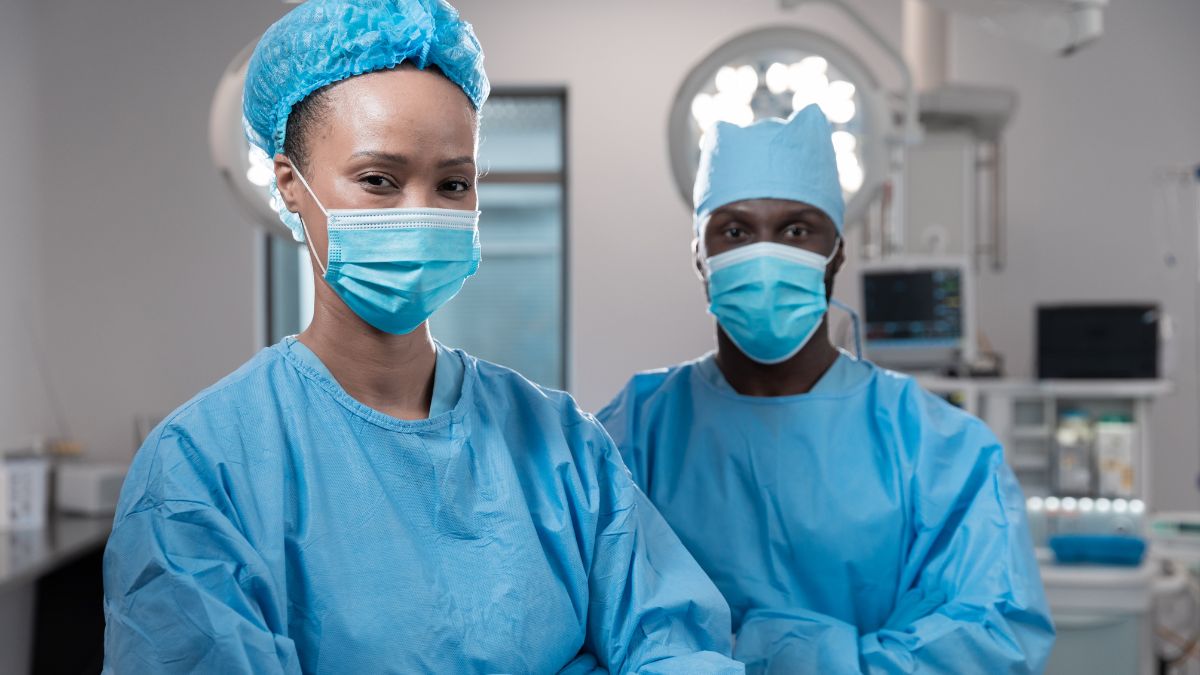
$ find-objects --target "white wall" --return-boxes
[950,0,1200,510]
[33,0,288,460]
[0,1,47,669]
[27,0,1200,510]
[0,0,52,450]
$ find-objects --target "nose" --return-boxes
[397,189,435,209]
[394,183,477,211]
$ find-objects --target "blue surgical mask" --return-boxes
[291,163,481,335]
[705,242,835,364]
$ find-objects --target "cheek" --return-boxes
[297,206,330,257]
[700,232,727,258]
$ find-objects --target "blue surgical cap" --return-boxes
[693,104,845,233]
[243,0,490,240]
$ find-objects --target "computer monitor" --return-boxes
[860,257,974,372]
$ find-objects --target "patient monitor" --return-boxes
[860,257,975,373]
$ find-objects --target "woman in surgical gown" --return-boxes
[101,2,739,673]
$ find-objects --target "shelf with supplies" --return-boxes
[1010,426,1052,441]
[915,376,1172,506]
[916,377,1172,407]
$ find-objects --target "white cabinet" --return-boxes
[917,377,1171,504]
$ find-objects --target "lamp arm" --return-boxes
[782,0,920,146]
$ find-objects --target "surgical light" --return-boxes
[821,98,857,125]
[828,80,856,100]
[836,153,865,193]
[210,39,293,237]
[790,90,818,114]
[669,26,890,228]
[691,94,717,129]
[831,130,857,153]
[789,67,829,99]
[792,56,828,83]
[713,93,755,127]
[765,62,791,94]
[246,147,275,187]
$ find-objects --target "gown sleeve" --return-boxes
[595,376,651,487]
[733,398,1056,675]
[102,427,301,675]
[578,417,744,675]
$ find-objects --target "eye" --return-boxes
[783,223,811,238]
[723,225,748,240]
[438,178,473,193]
[360,174,397,190]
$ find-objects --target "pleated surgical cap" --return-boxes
[243,0,490,239]
[693,104,845,233]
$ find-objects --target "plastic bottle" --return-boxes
[1054,410,1095,495]
[1095,413,1137,498]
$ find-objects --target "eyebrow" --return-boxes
[350,150,408,163]
[784,207,830,222]
[348,151,476,170]
[712,205,835,232]
[716,205,824,219]
[438,156,477,169]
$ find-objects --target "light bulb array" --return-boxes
[690,55,865,195]
[1026,496,1145,515]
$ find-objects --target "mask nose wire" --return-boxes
[702,235,842,275]
[286,157,329,276]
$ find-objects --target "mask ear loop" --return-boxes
[825,237,842,265]
[694,212,712,279]
[286,158,330,276]
[829,299,863,360]
[824,236,861,359]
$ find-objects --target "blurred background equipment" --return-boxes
[1,440,111,675]
[911,0,1107,56]
[1038,305,1161,380]
[0,452,48,533]
[54,463,126,517]
[860,256,972,372]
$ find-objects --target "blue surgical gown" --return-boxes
[598,352,1055,674]
[103,338,742,674]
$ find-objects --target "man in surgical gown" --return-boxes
[102,1,741,673]
[598,106,1055,673]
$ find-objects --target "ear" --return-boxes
[273,155,303,214]
[831,238,846,277]
[824,238,845,301]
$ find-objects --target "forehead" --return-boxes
[316,67,477,154]
[709,198,834,225]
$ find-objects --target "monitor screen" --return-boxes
[863,267,963,348]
